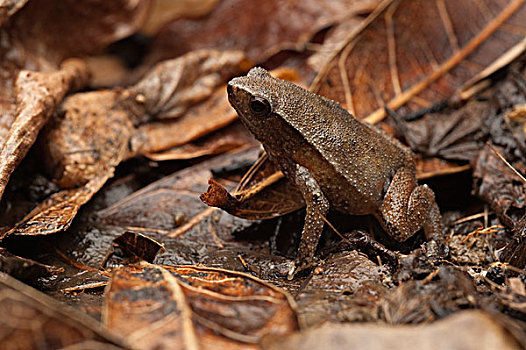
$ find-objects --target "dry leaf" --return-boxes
[0,59,89,202]
[146,0,380,64]
[472,144,526,226]
[145,121,257,161]
[5,50,248,239]
[0,0,151,206]
[312,0,526,123]
[104,263,299,349]
[296,251,388,327]
[0,272,126,349]
[261,310,520,350]
[130,49,250,155]
[0,0,27,26]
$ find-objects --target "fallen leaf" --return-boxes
[129,50,250,156]
[0,58,89,202]
[201,154,305,220]
[0,0,151,205]
[0,247,61,283]
[0,0,27,26]
[295,251,389,327]
[3,176,111,238]
[261,310,521,350]
[311,0,526,123]
[145,121,257,161]
[0,271,126,349]
[146,0,379,64]
[472,144,526,226]
[104,263,299,349]
[133,49,250,121]
[401,100,494,161]
[5,50,248,239]
[101,231,165,268]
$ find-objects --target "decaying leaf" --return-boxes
[401,100,493,161]
[0,247,60,283]
[312,0,526,123]
[3,176,110,238]
[144,121,257,161]
[473,144,526,226]
[295,251,389,327]
[0,272,126,349]
[201,153,305,220]
[261,310,521,350]
[130,56,248,156]
[5,50,248,239]
[0,0,27,26]
[0,58,89,202]
[96,147,261,238]
[104,263,299,349]
[0,0,150,203]
[146,0,381,64]
[101,231,165,268]
[133,49,250,121]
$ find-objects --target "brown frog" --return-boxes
[227,67,443,278]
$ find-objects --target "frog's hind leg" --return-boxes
[377,167,442,242]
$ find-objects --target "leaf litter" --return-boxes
[2,1,526,349]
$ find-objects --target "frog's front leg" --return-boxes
[377,166,443,243]
[287,164,329,279]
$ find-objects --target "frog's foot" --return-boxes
[423,239,449,264]
[286,258,319,280]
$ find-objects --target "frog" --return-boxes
[227,67,443,279]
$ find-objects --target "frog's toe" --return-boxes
[287,258,320,280]
[423,239,449,263]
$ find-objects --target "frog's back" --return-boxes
[274,80,411,211]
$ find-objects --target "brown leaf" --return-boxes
[128,50,251,158]
[101,231,165,268]
[146,0,379,64]
[472,144,526,226]
[402,100,493,161]
[5,0,150,62]
[3,176,109,239]
[133,49,250,121]
[0,247,61,283]
[43,90,138,188]
[144,121,257,161]
[104,263,299,349]
[295,251,388,327]
[0,58,89,202]
[0,272,126,349]
[1,88,139,238]
[5,50,251,239]
[261,310,520,350]
[201,153,305,220]
[0,0,27,26]
[0,0,151,207]
[140,0,219,35]
[312,0,526,123]
[97,147,260,235]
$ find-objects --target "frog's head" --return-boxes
[227,67,276,137]
[227,67,309,143]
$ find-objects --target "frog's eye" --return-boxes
[249,96,271,116]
